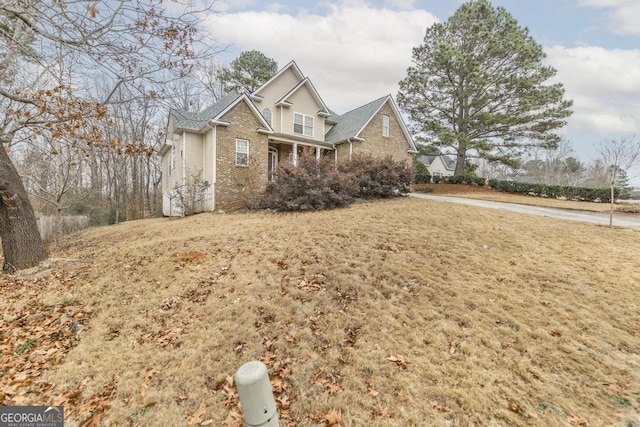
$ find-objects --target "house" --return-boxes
[417,155,456,178]
[160,61,418,215]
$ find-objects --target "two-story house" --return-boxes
[160,61,417,215]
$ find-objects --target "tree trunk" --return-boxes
[0,144,48,272]
[455,149,466,176]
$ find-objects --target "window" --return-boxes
[263,107,272,126]
[236,139,249,166]
[382,114,389,137]
[294,113,313,137]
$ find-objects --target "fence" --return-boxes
[37,215,90,244]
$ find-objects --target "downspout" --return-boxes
[206,121,218,211]
[182,132,187,216]
[182,133,186,187]
[211,126,217,211]
[348,138,353,161]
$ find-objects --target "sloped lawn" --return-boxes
[2,197,639,426]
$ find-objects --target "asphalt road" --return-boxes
[410,193,640,228]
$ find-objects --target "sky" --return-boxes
[204,0,640,175]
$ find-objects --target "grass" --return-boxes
[2,197,640,426]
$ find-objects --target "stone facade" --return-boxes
[215,100,269,208]
[334,102,412,163]
[356,102,412,162]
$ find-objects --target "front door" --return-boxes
[268,147,278,181]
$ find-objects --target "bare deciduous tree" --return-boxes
[0,0,216,271]
[597,136,640,226]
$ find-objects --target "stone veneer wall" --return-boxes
[215,100,269,208]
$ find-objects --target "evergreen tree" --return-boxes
[398,0,573,175]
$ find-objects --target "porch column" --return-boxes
[316,147,321,161]
[293,143,298,166]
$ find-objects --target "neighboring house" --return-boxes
[160,61,418,215]
[417,155,456,178]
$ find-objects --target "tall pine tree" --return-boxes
[398,0,573,175]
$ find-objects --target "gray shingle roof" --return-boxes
[173,92,241,131]
[418,154,456,170]
[324,95,388,144]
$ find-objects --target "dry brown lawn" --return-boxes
[2,197,640,426]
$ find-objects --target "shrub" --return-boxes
[441,174,485,186]
[339,153,412,198]
[487,179,620,202]
[173,171,210,216]
[258,149,357,211]
[412,158,431,184]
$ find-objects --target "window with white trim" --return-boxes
[294,113,313,137]
[236,139,249,166]
[382,114,390,137]
[263,107,272,126]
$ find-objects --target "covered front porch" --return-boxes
[267,135,335,180]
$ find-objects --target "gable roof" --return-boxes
[324,96,388,144]
[172,92,273,133]
[418,155,456,170]
[275,77,331,116]
[325,95,418,153]
[251,60,304,100]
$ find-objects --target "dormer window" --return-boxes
[263,107,272,126]
[382,114,389,137]
[294,113,313,137]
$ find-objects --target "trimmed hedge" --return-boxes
[487,179,619,203]
[432,174,486,186]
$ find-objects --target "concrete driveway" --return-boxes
[410,193,640,228]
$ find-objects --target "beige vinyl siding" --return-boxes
[253,68,301,133]
[203,128,216,210]
[324,121,335,136]
[427,156,455,177]
[184,132,204,179]
[282,88,324,141]
[161,135,183,216]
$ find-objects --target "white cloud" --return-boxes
[383,0,416,10]
[205,1,437,113]
[578,0,640,34]
[546,45,640,135]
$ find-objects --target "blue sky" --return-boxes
[206,0,640,175]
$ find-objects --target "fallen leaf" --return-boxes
[386,354,409,370]
[372,405,394,418]
[429,399,449,412]
[397,390,405,406]
[140,367,157,397]
[326,383,344,394]
[367,387,379,397]
[187,402,207,426]
[567,414,589,426]
[507,402,530,418]
[324,409,342,426]
[223,409,243,427]
[606,383,625,396]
